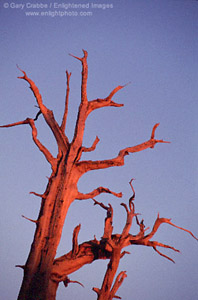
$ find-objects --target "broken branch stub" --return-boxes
[72,224,81,257]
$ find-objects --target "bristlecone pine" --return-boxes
[1,50,197,300]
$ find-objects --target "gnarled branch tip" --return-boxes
[123,81,131,88]
[151,123,160,139]
[82,49,88,57]
[16,64,26,77]
[120,202,129,213]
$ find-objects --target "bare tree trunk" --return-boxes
[47,280,59,300]
[17,155,79,299]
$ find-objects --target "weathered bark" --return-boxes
[1,51,173,299]
[50,181,197,300]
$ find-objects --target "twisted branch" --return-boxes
[16,65,69,151]
[87,84,127,116]
[76,187,122,200]
[0,118,56,170]
[76,123,170,175]
[142,214,198,243]
[81,136,100,153]
[50,182,197,297]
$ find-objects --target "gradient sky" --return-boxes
[0,0,198,299]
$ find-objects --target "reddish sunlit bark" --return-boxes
[2,51,195,300]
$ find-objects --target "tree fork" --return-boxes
[1,51,174,300]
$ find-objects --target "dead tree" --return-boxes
[1,50,191,300]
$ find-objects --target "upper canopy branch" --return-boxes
[69,49,88,104]
[119,180,137,243]
[74,136,100,162]
[70,50,126,151]
[17,65,69,151]
[17,65,47,115]
[0,118,56,170]
[87,84,127,116]
[76,123,170,175]
[60,70,71,133]
[28,118,57,170]
[70,50,89,148]
[81,136,100,153]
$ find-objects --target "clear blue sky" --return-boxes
[0,0,197,299]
